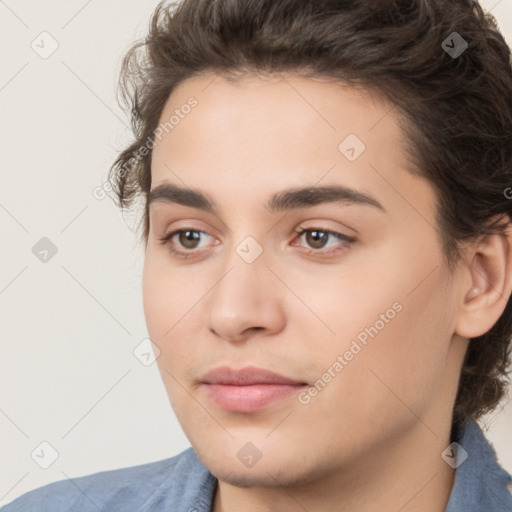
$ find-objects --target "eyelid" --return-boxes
[157,228,215,259]
[291,226,355,256]
[293,225,355,240]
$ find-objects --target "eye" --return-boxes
[291,227,355,256]
[158,229,214,259]
[158,226,355,260]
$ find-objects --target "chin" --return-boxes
[199,445,325,489]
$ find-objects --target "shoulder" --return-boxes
[1,447,215,512]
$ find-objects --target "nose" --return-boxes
[207,244,286,343]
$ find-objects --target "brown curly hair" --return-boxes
[107,0,512,428]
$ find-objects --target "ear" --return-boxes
[455,218,512,339]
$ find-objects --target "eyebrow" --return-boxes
[148,183,386,213]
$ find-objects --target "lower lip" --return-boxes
[203,383,305,412]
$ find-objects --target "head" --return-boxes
[109,0,512,486]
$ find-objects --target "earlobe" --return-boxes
[455,219,512,339]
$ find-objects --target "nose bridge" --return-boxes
[206,229,285,340]
[212,232,269,311]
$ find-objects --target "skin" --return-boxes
[142,71,512,512]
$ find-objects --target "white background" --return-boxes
[1,0,511,505]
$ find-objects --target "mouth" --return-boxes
[200,365,308,413]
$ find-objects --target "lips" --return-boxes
[201,365,307,412]
[201,365,306,386]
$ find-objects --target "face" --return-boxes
[143,72,465,488]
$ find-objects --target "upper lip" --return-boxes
[201,365,305,386]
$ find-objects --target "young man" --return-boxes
[4,0,512,510]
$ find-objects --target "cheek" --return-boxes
[350,273,455,423]
[142,253,206,384]
[300,280,454,450]
[311,242,454,406]
[279,249,403,352]
[142,251,196,336]
[386,281,453,370]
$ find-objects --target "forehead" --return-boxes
[149,71,434,224]
[153,71,400,158]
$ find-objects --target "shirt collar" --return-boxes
[444,419,512,511]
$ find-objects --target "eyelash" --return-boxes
[158,227,355,260]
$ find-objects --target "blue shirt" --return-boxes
[2,420,511,511]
